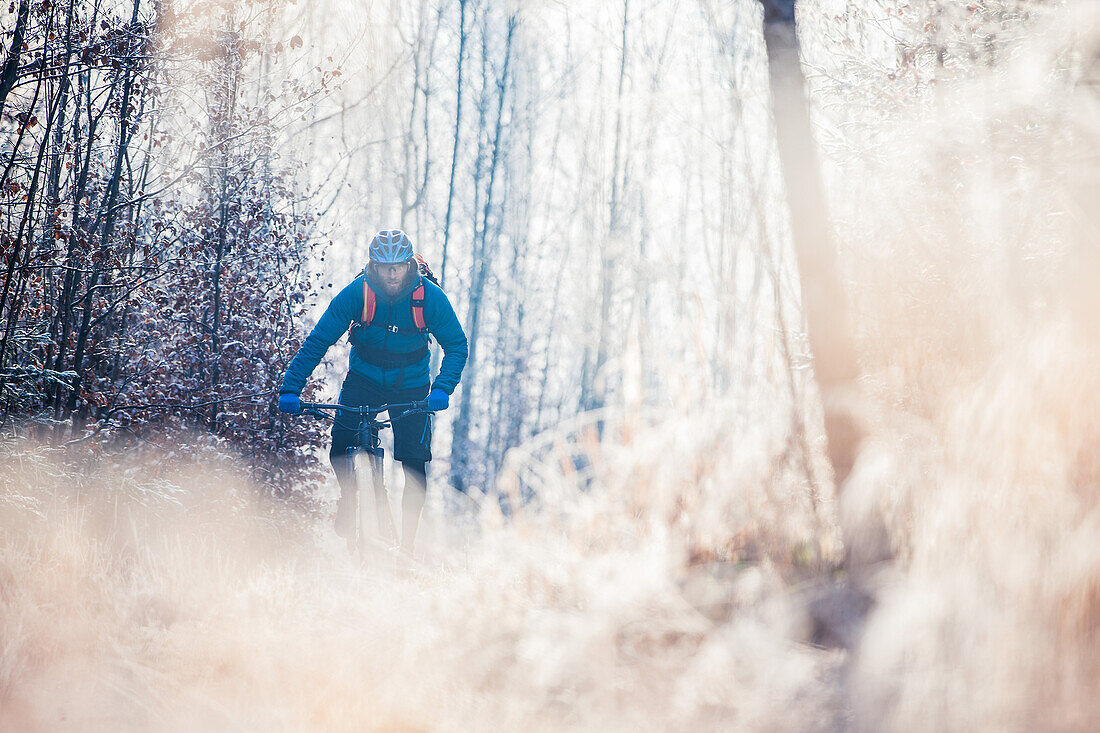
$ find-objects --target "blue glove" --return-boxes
[278,393,302,414]
[427,388,449,411]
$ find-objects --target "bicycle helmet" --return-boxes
[369,229,414,264]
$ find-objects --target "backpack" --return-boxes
[357,254,440,335]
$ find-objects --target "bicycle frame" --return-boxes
[300,401,431,559]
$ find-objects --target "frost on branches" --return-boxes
[0,0,335,498]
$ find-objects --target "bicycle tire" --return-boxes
[347,446,397,563]
[348,450,364,560]
[367,448,397,545]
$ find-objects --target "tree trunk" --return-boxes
[440,0,469,289]
[450,14,517,494]
[208,13,242,431]
[582,0,630,413]
[67,0,143,427]
[758,0,863,488]
[0,0,31,120]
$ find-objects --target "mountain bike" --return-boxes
[300,400,433,562]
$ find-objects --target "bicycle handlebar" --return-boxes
[298,400,432,418]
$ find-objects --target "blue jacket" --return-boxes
[280,271,468,395]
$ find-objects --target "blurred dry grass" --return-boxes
[0,437,846,732]
[824,2,1100,730]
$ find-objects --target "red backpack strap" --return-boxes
[410,283,427,333]
[361,276,376,324]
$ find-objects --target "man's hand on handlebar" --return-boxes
[278,393,302,414]
[427,388,449,411]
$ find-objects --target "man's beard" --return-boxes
[373,264,413,296]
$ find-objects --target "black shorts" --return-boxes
[329,372,432,464]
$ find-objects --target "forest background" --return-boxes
[1,0,1098,730]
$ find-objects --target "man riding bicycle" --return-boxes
[277,229,468,553]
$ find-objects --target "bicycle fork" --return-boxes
[348,444,397,553]
[365,445,397,542]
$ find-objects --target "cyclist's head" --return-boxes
[369,229,414,264]
[367,229,417,294]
